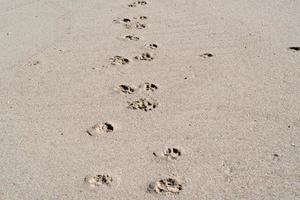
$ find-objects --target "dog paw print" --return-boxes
[27,60,40,66]
[148,178,183,195]
[145,43,158,50]
[288,47,300,52]
[113,17,132,24]
[110,56,130,65]
[124,34,140,41]
[139,16,148,20]
[114,17,147,30]
[87,122,114,136]
[84,174,113,187]
[127,98,158,111]
[163,148,181,160]
[139,82,158,92]
[128,0,147,7]
[118,84,135,94]
[199,53,214,58]
[134,52,154,61]
[135,22,147,29]
[123,21,147,30]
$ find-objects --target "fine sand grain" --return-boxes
[0,0,299,199]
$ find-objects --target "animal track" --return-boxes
[87,122,114,136]
[27,60,40,66]
[288,47,300,52]
[118,84,135,94]
[140,82,158,91]
[145,43,158,49]
[148,178,183,195]
[138,16,148,20]
[134,22,147,29]
[84,174,113,187]
[128,0,147,7]
[199,53,214,58]
[110,56,130,65]
[127,98,158,111]
[114,17,147,30]
[124,34,140,41]
[163,148,181,160]
[134,52,154,61]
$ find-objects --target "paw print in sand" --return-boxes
[84,174,113,187]
[139,82,158,92]
[127,98,158,111]
[163,148,181,160]
[87,122,114,136]
[128,0,148,7]
[110,56,130,65]
[134,52,154,61]
[118,84,135,94]
[148,178,183,195]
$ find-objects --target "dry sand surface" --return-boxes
[0,0,300,199]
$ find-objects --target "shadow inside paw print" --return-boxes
[110,56,130,65]
[127,98,158,111]
[113,18,131,25]
[148,178,183,195]
[199,53,214,58]
[288,47,300,52]
[139,16,148,20]
[84,174,113,187]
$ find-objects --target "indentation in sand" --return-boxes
[127,98,158,111]
[118,84,135,94]
[163,148,181,160]
[139,82,158,92]
[148,178,183,195]
[110,56,130,65]
[87,122,114,136]
[84,174,113,187]
[134,52,154,61]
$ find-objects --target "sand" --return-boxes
[0,0,299,199]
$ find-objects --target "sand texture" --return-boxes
[0,0,300,199]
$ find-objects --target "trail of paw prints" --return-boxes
[86,122,114,136]
[128,0,148,7]
[84,174,113,187]
[148,178,183,195]
[113,16,148,30]
[127,98,158,111]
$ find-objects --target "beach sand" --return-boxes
[0,0,299,199]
